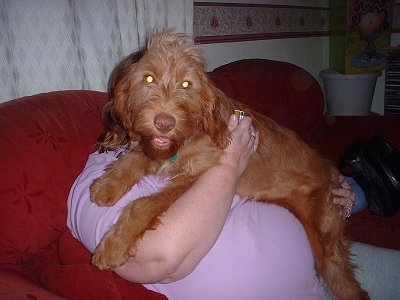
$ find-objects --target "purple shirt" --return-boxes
[67,150,320,300]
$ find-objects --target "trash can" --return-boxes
[319,69,382,116]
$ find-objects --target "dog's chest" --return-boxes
[157,158,186,179]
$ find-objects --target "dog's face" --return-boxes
[112,31,229,160]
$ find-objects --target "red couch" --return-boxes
[0,59,399,299]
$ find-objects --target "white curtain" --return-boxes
[0,0,193,102]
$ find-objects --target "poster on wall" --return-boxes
[346,0,394,74]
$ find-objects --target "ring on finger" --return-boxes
[343,206,352,218]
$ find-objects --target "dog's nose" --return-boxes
[154,113,176,133]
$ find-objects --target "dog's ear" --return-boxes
[109,51,145,141]
[200,74,232,150]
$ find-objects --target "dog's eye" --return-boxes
[145,75,154,83]
[181,81,190,89]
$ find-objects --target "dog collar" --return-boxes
[169,154,179,162]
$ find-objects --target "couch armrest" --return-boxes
[312,115,400,164]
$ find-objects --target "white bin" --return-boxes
[319,70,382,116]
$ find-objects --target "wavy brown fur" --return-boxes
[90,30,369,300]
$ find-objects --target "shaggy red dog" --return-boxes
[90,31,368,299]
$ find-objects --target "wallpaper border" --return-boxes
[194,2,329,44]
[194,2,400,44]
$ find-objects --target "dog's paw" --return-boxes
[92,249,128,271]
[91,234,131,270]
[89,177,120,206]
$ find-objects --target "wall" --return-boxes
[195,0,329,77]
[194,0,400,115]
[198,36,329,80]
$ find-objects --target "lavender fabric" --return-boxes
[67,150,322,299]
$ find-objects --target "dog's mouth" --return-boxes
[141,135,180,160]
[152,136,171,148]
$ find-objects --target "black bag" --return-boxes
[339,135,400,217]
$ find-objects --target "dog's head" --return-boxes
[109,30,230,160]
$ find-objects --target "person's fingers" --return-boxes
[332,186,353,198]
[338,174,345,183]
[332,184,355,218]
[341,179,351,190]
[333,196,353,218]
[333,195,353,207]
[333,186,355,203]
[227,114,239,131]
[251,130,259,153]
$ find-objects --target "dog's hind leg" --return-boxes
[285,190,370,300]
[310,218,370,300]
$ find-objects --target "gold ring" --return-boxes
[234,109,245,122]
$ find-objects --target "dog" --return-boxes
[89,30,369,299]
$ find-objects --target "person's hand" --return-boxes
[219,114,259,179]
[332,175,355,218]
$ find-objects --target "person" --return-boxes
[68,48,398,300]
[68,109,396,300]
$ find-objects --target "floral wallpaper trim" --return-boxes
[194,2,329,44]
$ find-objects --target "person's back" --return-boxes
[145,197,320,300]
[68,150,320,300]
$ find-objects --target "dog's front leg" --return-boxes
[90,150,160,206]
[92,176,197,270]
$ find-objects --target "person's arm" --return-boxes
[114,114,259,284]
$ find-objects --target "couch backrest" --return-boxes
[209,59,324,145]
[0,91,108,264]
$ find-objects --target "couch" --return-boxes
[0,59,399,299]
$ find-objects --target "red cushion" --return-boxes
[0,91,107,264]
[34,232,167,300]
